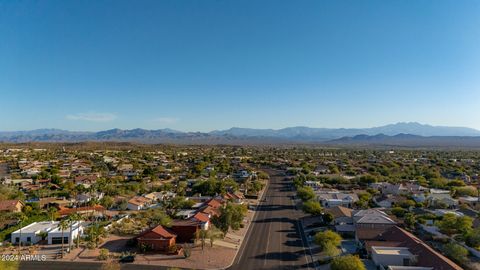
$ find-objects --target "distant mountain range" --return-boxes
[1,122,480,147]
[326,133,480,148]
[211,122,480,139]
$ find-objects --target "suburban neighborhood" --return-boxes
[0,145,479,270]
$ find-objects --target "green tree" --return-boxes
[465,228,480,249]
[100,196,115,209]
[297,187,315,201]
[143,208,171,227]
[84,224,107,249]
[212,203,247,234]
[330,255,366,270]
[322,213,334,224]
[47,207,58,221]
[196,229,208,250]
[314,230,342,257]
[404,213,416,229]
[59,219,69,258]
[67,213,82,250]
[208,227,224,247]
[391,207,406,218]
[302,200,323,216]
[98,248,109,260]
[357,174,378,186]
[437,213,472,236]
[17,213,27,252]
[443,243,468,263]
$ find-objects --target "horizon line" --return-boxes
[0,121,479,133]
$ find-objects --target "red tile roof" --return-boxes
[150,225,176,239]
[58,205,105,216]
[201,205,220,217]
[207,198,223,208]
[192,212,210,223]
[0,200,23,211]
[137,225,176,239]
[128,196,151,206]
[171,219,201,227]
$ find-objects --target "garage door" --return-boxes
[51,237,68,244]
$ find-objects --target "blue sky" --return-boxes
[1,0,479,132]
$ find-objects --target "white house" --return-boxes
[316,190,359,208]
[47,221,83,245]
[127,196,152,211]
[371,246,417,269]
[11,221,83,245]
[458,196,480,208]
[304,181,322,190]
[426,189,458,208]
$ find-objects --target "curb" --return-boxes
[220,178,270,270]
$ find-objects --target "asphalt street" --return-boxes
[19,169,313,270]
[228,169,314,270]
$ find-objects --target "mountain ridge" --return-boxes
[1,122,479,144]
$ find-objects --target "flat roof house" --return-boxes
[365,226,462,270]
[11,221,83,245]
[372,246,417,269]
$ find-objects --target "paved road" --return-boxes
[19,169,312,270]
[229,169,313,270]
[18,261,171,270]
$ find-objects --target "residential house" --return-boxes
[136,225,176,252]
[372,182,428,196]
[304,181,322,190]
[144,191,176,203]
[426,189,458,208]
[313,165,330,175]
[57,205,106,218]
[75,192,104,205]
[74,175,98,188]
[325,206,355,234]
[432,209,464,217]
[170,219,201,243]
[374,195,407,209]
[458,196,480,209]
[354,209,397,244]
[365,226,462,270]
[371,246,418,269]
[191,212,210,230]
[127,196,152,211]
[0,200,24,213]
[316,190,359,208]
[176,210,196,219]
[11,221,83,245]
[223,192,245,204]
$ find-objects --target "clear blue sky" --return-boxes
[1,0,479,132]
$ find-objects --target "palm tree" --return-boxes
[196,229,208,250]
[58,219,69,258]
[208,227,224,247]
[85,223,106,248]
[71,213,83,249]
[66,213,81,252]
[47,207,58,221]
[17,213,27,252]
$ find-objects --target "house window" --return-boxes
[15,237,19,243]
[26,237,31,242]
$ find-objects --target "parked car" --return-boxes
[120,255,135,263]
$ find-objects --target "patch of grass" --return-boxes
[0,260,20,270]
